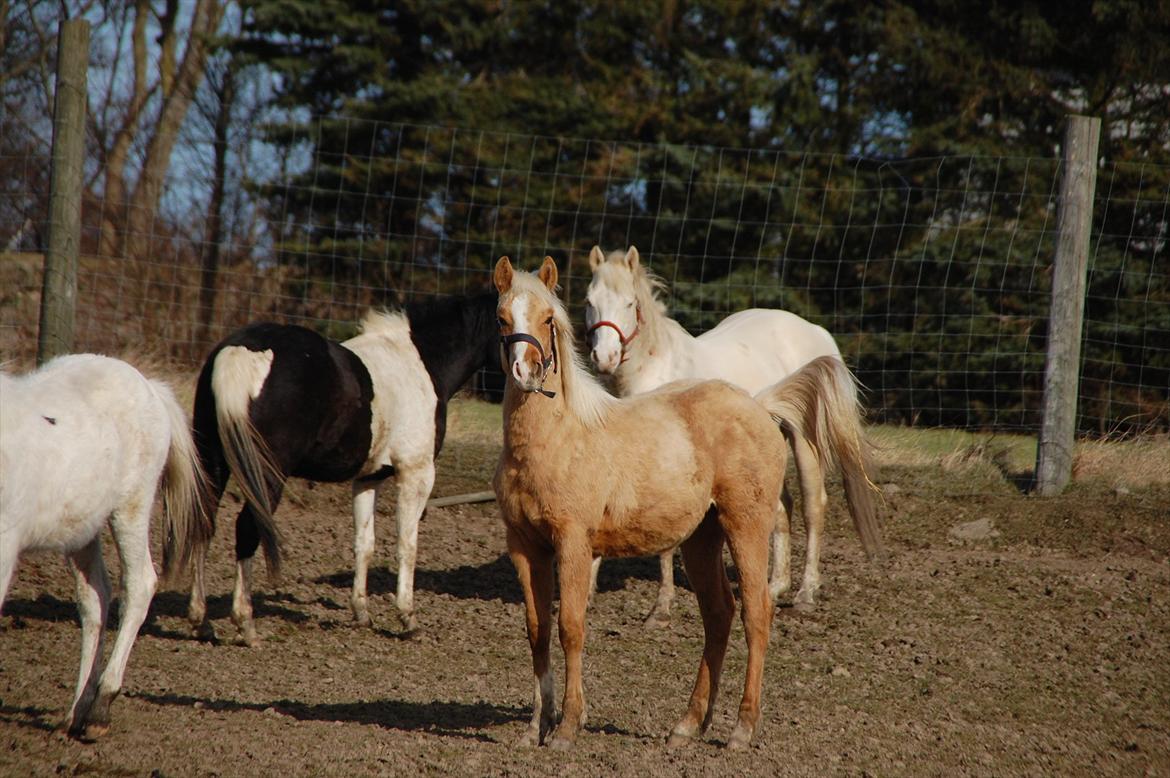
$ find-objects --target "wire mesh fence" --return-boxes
[1,118,1167,436]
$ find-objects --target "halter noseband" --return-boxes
[500,322,558,398]
[587,304,642,364]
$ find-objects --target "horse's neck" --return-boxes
[501,371,584,460]
[409,298,496,402]
[617,310,696,395]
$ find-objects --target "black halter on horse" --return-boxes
[501,321,558,398]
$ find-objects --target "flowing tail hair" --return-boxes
[150,379,214,585]
[754,355,885,559]
[205,347,286,578]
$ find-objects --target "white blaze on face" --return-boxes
[507,294,539,386]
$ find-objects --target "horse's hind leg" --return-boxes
[724,507,775,749]
[64,538,110,739]
[790,434,827,608]
[770,484,795,601]
[668,510,733,748]
[83,498,158,738]
[643,550,676,628]
[506,526,556,748]
[350,481,381,627]
[231,496,279,646]
[189,466,227,641]
[388,459,435,633]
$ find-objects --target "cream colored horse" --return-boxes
[586,245,883,624]
[492,255,870,750]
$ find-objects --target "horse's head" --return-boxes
[585,245,643,374]
[494,255,560,397]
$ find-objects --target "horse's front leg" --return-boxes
[506,526,555,748]
[549,528,593,750]
[350,481,381,627]
[391,460,435,634]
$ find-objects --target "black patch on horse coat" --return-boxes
[403,291,501,455]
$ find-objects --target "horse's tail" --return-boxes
[754,355,885,560]
[151,379,214,586]
[207,346,285,577]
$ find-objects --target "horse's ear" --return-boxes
[589,245,605,271]
[624,245,641,270]
[493,256,514,293]
[538,256,559,291]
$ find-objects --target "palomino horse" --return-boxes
[0,355,209,739]
[492,256,869,749]
[586,245,883,623]
[188,292,499,644]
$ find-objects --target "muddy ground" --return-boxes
[2,433,1168,777]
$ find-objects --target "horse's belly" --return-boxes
[593,500,708,558]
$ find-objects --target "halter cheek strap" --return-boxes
[500,323,558,398]
[587,304,642,364]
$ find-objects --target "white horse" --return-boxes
[0,354,210,739]
[585,245,884,624]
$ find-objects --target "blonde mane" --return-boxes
[509,270,617,429]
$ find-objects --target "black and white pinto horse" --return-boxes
[188,292,499,644]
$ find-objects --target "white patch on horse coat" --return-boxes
[343,311,438,477]
[212,346,274,415]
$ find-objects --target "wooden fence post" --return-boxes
[1035,115,1102,496]
[36,19,90,366]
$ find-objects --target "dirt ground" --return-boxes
[2,425,1168,777]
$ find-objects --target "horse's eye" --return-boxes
[627,301,635,309]
[496,317,507,328]
[545,316,554,326]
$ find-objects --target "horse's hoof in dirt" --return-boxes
[80,721,110,741]
[642,609,671,629]
[396,613,418,635]
[793,588,818,611]
[352,611,372,628]
[232,629,260,647]
[547,734,575,751]
[513,729,541,749]
[726,723,755,750]
[666,731,693,749]
[191,621,218,642]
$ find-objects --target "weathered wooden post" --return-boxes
[1035,115,1102,495]
[36,19,90,365]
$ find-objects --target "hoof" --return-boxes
[397,612,418,635]
[548,734,575,751]
[513,727,542,749]
[352,611,372,628]
[666,731,693,749]
[191,621,218,642]
[232,629,260,647]
[727,723,755,750]
[793,587,818,611]
[643,609,671,629]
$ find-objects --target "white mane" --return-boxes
[357,309,411,340]
[509,270,617,429]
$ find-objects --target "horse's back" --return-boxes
[0,355,170,552]
[202,322,376,481]
[692,308,840,394]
